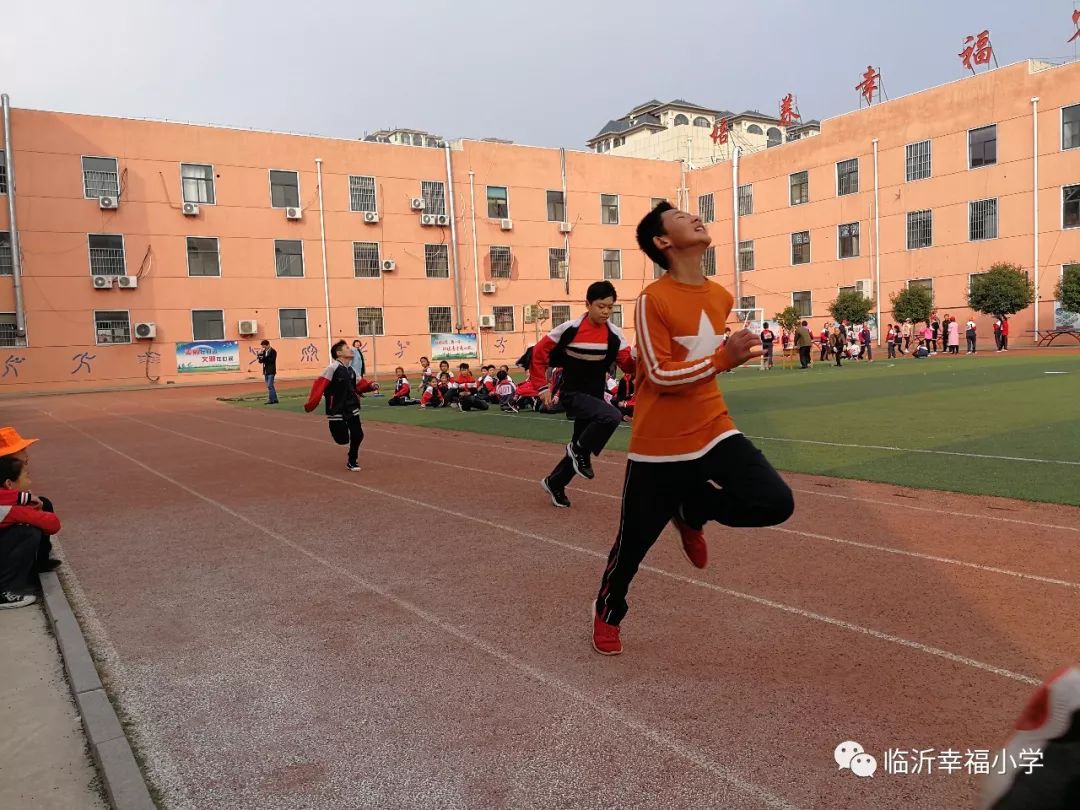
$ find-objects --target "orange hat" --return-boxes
[0,427,38,457]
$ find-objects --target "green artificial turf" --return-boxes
[224,353,1080,506]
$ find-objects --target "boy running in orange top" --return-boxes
[592,202,794,655]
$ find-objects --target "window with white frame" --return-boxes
[356,307,384,336]
[279,308,308,338]
[487,186,509,218]
[838,222,860,258]
[906,140,932,181]
[269,170,300,208]
[492,305,514,332]
[969,125,997,168]
[490,246,512,279]
[1064,185,1080,229]
[907,279,934,299]
[791,231,811,265]
[792,291,812,317]
[0,150,6,194]
[0,232,12,275]
[969,199,998,241]
[274,239,304,277]
[94,310,131,345]
[701,246,716,276]
[838,285,856,297]
[192,309,224,341]
[549,247,567,279]
[967,271,988,294]
[836,158,859,196]
[610,304,623,327]
[88,234,126,276]
[546,190,565,222]
[353,242,381,277]
[425,244,449,278]
[603,249,621,280]
[1064,104,1080,151]
[550,304,572,327]
[738,240,754,272]
[738,184,753,215]
[349,175,377,213]
[186,237,220,277]
[181,163,215,204]
[790,171,809,205]
[427,306,452,334]
[422,180,446,216]
[82,156,119,199]
[0,312,23,347]
[601,194,619,224]
[698,193,715,223]
[907,210,933,249]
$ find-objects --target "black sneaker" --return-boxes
[346,462,361,472]
[0,592,36,610]
[567,442,594,480]
[541,477,571,508]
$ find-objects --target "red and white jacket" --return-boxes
[455,373,476,393]
[392,377,411,398]
[495,379,516,399]
[419,385,442,407]
[0,489,61,534]
[526,315,635,400]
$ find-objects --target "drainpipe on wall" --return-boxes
[1032,96,1040,339]
[315,158,332,356]
[444,143,464,331]
[731,146,741,306]
[872,138,882,346]
[1,94,26,340]
[560,148,569,297]
[467,170,484,365]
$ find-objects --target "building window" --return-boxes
[969,199,998,241]
[792,291,812,318]
[353,242,381,277]
[0,150,6,194]
[610,304,623,327]
[549,247,567,279]
[425,244,449,278]
[838,285,856,297]
[790,171,809,205]
[674,114,689,126]
[94,310,131,345]
[0,232,12,276]
[836,158,859,196]
[698,193,715,223]
[357,307,384,336]
[766,128,782,148]
[1063,104,1080,150]
[547,190,565,222]
[269,170,300,208]
[181,163,215,204]
[701,246,716,276]
[693,116,710,127]
[82,156,119,199]
[747,124,763,135]
[603,249,622,280]
[550,304,572,326]
[907,210,933,249]
[967,272,988,295]
[186,237,220,277]
[493,305,514,332]
[906,140,932,181]
[88,234,126,276]
[191,309,225,341]
[908,278,934,295]
[738,184,753,215]
[738,240,754,272]
[791,231,811,265]
[739,296,757,312]
[601,194,619,225]
[349,176,377,213]
[969,125,997,169]
[274,239,304,277]
[0,312,25,347]
[279,308,308,338]
[490,246,512,279]
[1064,185,1080,229]
[487,186,509,218]
[422,180,447,216]
[428,306,453,334]
[838,222,860,258]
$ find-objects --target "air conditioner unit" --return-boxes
[481,282,497,294]
[420,213,437,226]
[285,207,303,220]
[479,315,495,329]
[500,218,513,231]
[855,278,872,297]
[559,222,572,234]
[98,196,118,209]
[92,275,114,289]
[435,214,449,226]
[134,322,156,340]
[410,197,426,211]
[382,259,396,272]
[117,275,138,288]
[238,319,258,336]
[182,202,200,216]
[363,210,380,223]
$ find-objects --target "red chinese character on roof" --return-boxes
[710,118,729,145]
[1069,10,1080,44]
[779,94,798,127]
[855,66,880,105]
[960,30,993,70]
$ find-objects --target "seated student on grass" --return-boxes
[912,339,930,358]
[495,370,519,412]
[615,370,635,419]
[388,367,419,406]
[0,428,62,610]
[455,363,490,411]
[419,357,435,387]
[419,378,444,408]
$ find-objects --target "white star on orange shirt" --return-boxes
[674,311,725,361]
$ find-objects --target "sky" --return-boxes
[4,1,1077,149]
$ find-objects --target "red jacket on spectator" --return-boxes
[0,489,61,534]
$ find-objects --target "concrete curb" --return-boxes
[39,571,156,810]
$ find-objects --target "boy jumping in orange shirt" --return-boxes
[592,202,794,655]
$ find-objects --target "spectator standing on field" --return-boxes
[795,320,813,369]
[930,313,940,354]
[886,324,897,359]
[998,315,1010,352]
[256,340,278,405]
[947,316,960,355]
[350,340,367,381]
[993,318,1002,351]
[901,319,913,353]
[830,327,846,367]
[966,319,977,354]
[859,323,873,362]
[819,324,830,362]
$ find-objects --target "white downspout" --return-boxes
[1032,96,1040,338]
[731,146,741,305]
[315,158,332,355]
[1,94,26,340]
[444,143,464,331]
[872,139,882,346]
[468,170,484,365]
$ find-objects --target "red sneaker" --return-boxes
[673,518,708,569]
[592,610,623,656]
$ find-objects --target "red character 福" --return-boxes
[959,30,993,70]
[1069,10,1080,44]
[710,118,728,145]
[855,66,879,105]
[779,93,797,127]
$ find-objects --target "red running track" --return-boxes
[6,384,1079,809]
